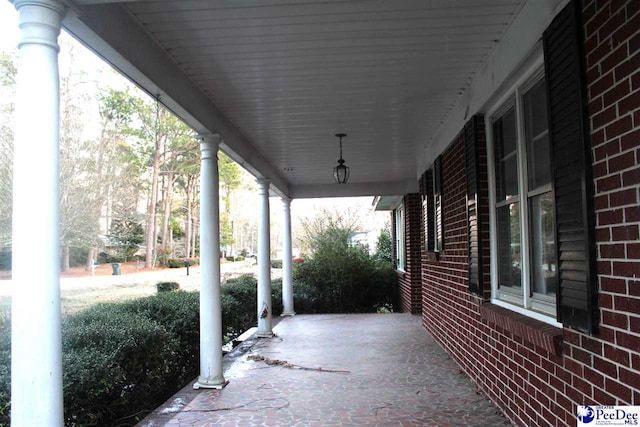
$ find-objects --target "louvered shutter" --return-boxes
[433,156,444,251]
[543,0,598,333]
[422,170,435,252]
[465,116,483,296]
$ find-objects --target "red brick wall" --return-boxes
[397,194,422,314]
[583,0,640,404]
[420,1,640,425]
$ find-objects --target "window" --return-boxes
[394,204,405,270]
[421,156,444,254]
[433,156,444,252]
[488,67,558,319]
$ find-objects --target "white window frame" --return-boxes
[394,203,406,271]
[485,47,562,328]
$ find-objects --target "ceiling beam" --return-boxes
[290,179,418,199]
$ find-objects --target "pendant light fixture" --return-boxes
[333,133,349,184]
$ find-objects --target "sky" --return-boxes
[0,2,18,53]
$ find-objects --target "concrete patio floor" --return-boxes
[140,314,511,426]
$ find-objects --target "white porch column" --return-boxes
[194,134,227,390]
[281,198,295,316]
[256,178,273,337]
[11,1,66,425]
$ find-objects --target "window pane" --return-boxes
[496,203,522,291]
[493,109,519,201]
[529,192,556,297]
[395,207,405,270]
[524,78,551,190]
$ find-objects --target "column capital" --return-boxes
[199,133,221,159]
[14,0,66,51]
[256,178,271,194]
[281,197,291,210]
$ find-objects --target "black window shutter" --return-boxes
[465,116,483,296]
[434,156,444,251]
[543,0,598,333]
[422,170,435,252]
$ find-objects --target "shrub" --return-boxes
[220,275,284,338]
[293,239,395,313]
[156,281,180,292]
[374,225,393,263]
[62,304,181,426]
[270,279,283,316]
[120,292,199,385]
[0,283,295,426]
[68,247,91,268]
[166,258,183,268]
[270,259,283,268]
[165,258,199,268]
[0,311,10,427]
[221,275,257,334]
[225,255,245,262]
[0,252,10,271]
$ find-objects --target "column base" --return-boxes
[281,311,296,317]
[256,331,274,338]
[193,377,229,390]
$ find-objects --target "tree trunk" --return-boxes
[161,170,175,252]
[191,221,198,258]
[145,141,161,268]
[85,247,96,271]
[61,245,70,272]
[185,175,199,258]
[184,211,191,258]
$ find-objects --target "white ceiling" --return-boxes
[64,0,526,198]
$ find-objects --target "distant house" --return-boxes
[348,231,377,253]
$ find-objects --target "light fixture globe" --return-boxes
[333,133,349,184]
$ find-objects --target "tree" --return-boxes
[375,222,392,263]
[293,211,395,313]
[158,123,198,261]
[298,207,360,255]
[99,90,164,268]
[107,218,144,261]
[87,87,148,269]
[58,42,103,270]
[0,53,16,248]
[178,172,199,258]
[218,152,242,255]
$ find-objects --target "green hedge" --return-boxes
[270,259,283,268]
[62,305,181,426]
[0,256,394,426]
[293,245,395,313]
[0,253,10,271]
[0,283,289,426]
[156,281,180,292]
[120,291,200,386]
[0,311,10,427]
[220,275,283,339]
[166,258,199,268]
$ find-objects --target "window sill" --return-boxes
[479,303,563,356]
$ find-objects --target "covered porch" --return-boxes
[6,0,640,419]
[140,313,509,426]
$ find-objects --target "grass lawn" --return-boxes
[0,260,264,315]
